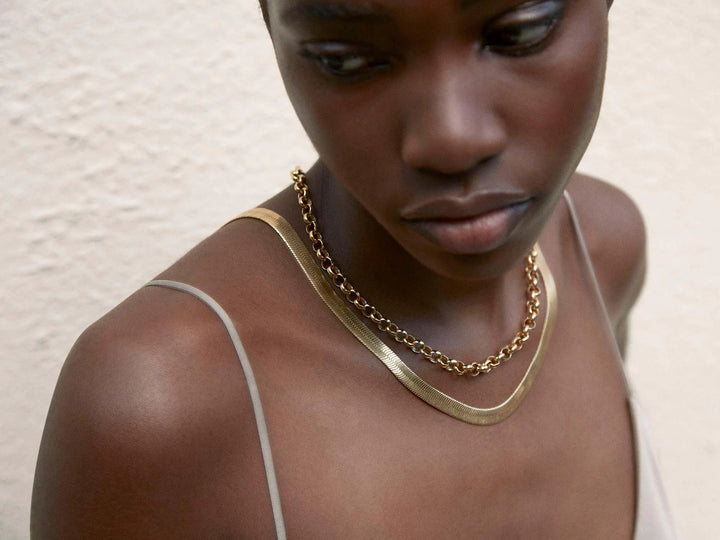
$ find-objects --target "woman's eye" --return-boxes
[483,0,565,56]
[301,43,392,78]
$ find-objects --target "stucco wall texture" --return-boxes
[1,1,717,537]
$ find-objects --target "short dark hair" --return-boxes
[259,0,269,27]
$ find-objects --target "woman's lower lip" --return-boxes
[409,201,532,254]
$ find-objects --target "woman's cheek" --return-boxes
[289,82,406,214]
[551,12,608,148]
[302,86,397,171]
[515,17,608,179]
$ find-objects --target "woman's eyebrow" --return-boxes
[460,0,487,8]
[280,1,393,25]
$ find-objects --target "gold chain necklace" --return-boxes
[235,206,557,424]
[291,167,542,377]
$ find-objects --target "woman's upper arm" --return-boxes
[32,325,191,538]
[31,292,260,538]
[566,175,647,348]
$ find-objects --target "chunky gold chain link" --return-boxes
[292,168,542,377]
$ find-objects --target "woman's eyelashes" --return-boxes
[300,43,394,79]
[299,0,566,79]
[482,0,565,56]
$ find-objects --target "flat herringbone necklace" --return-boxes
[291,167,542,377]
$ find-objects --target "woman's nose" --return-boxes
[400,59,507,176]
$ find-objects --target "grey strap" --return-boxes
[145,279,286,540]
[563,191,631,393]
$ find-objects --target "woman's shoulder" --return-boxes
[41,195,302,454]
[31,213,289,537]
[564,173,647,326]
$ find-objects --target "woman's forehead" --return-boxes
[277,1,393,25]
[269,0,524,22]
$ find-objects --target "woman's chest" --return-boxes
[246,329,636,539]
[221,232,636,537]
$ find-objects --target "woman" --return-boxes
[32,0,674,537]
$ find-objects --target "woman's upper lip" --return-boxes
[401,192,530,221]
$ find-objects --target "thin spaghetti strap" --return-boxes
[145,279,287,540]
[562,191,631,393]
[564,193,677,539]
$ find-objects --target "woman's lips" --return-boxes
[405,200,532,254]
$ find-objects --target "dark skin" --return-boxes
[32,0,644,538]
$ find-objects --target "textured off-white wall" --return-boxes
[1,1,718,538]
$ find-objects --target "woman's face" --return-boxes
[267,0,610,278]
